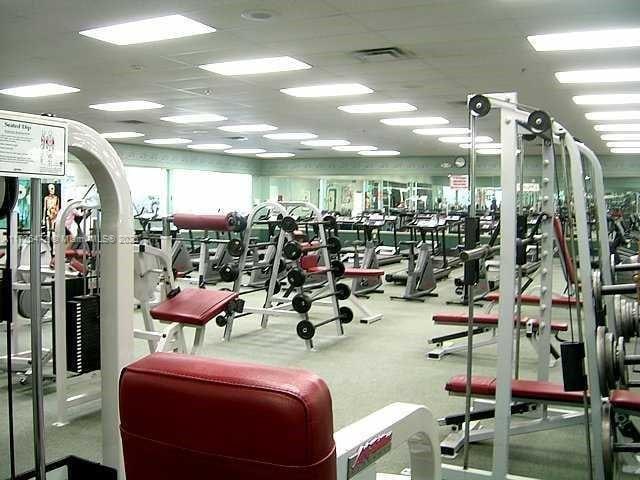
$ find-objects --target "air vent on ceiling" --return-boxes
[351,46,413,63]
[118,119,146,124]
[298,147,313,151]
[224,136,248,141]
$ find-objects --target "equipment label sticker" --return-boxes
[347,431,392,478]
[0,116,66,177]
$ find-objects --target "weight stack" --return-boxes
[66,294,100,374]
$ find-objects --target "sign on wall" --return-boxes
[449,175,469,190]
[0,113,67,177]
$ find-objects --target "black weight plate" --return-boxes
[287,269,307,287]
[281,216,298,233]
[339,306,354,324]
[227,238,244,257]
[323,215,337,230]
[292,293,312,313]
[468,94,491,117]
[283,241,302,260]
[215,316,228,327]
[331,260,346,278]
[326,236,342,254]
[219,265,239,282]
[335,283,351,301]
[296,320,315,340]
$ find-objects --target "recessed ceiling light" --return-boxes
[586,111,640,121]
[144,138,191,145]
[413,127,470,136]
[606,141,640,148]
[161,113,227,123]
[218,124,277,133]
[301,139,350,147]
[256,152,295,158]
[438,136,493,144]
[381,116,449,126]
[556,68,640,84]
[573,94,640,105]
[477,148,503,155]
[101,131,145,139]
[0,82,80,97]
[611,147,640,154]
[332,145,377,152]
[595,123,640,132]
[338,103,416,114]
[187,143,232,150]
[281,83,373,98]
[200,56,310,76]
[264,132,317,140]
[601,133,640,141]
[460,142,502,149]
[225,148,266,154]
[90,100,163,111]
[527,28,640,52]
[79,14,215,45]
[358,150,400,156]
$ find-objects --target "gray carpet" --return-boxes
[0,262,634,479]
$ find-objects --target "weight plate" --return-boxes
[331,260,346,278]
[287,269,307,288]
[220,265,239,282]
[335,283,351,301]
[597,326,610,395]
[528,110,551,134]
[468,94,491,117]
[323,215,338,230]
[326,236,342,255]
[215,316,228,327]
[604,331,616,391]
[292,293,312,313]
[296,320,315,340]
[616,336,628,387]
[227,238,243,257]
[338,306,354,324]
[281,216,298,233]
[283,241,302,260]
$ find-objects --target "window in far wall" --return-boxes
[125,166,168,216]
[171,169,252,214]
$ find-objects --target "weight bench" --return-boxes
[135,288,240,355]
[427,312,567,361]
[439,374,586,456]
[483,292,578,308]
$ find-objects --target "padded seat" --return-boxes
[300,241,321,252]
[432,312,568,332]
[343,268,384,278]
[484,292,578,307]
[65,248,93,258]
[120,353,337,480]
[445,375,585,404]
[610,390,640,413]
[150,288,238,326]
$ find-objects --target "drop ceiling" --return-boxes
[1,0,639,158]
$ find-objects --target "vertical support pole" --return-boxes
[537,140,556,381]
[492,106,519,480]
[29,178,46,479]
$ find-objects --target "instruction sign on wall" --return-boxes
[0,113,66,177]
[449,175,469,190]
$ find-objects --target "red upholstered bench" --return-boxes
[432,312,568,332]
[610,390,640,413]
[445,375,585,404]
[484,292,578,307]
[120,353,337,480]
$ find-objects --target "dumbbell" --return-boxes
[296,306,354,340]
[281,215,338,233]
[215,281,279,327]
[282,237,342,260]
[219,259,286,282]
[596,325,640,395]
[287,260,346,287]
[291,283,351,314]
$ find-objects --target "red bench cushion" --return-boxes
[610,390,640,413]
[484,292,577,307]
[120,353,337,480]
[432,312,568,332]
[150,288,238,326]
[343,268,384,278]
[173,213,234,231]
[446,375,585,404]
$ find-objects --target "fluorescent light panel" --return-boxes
[460,142,502,149]
[218,124,277,133]
[0,82,79,97]
[90,100,163,111]
[200,56,310,75]
[477,148,502,155]
[595,124,640,132]
[101,131,144,139]
[225,148,266,154]
[606,141,640,148]
[438,136,493,144]
[586,111,640,121]
[256,153,295,158]
[358,150,400,156]
[527,28,640,52]
[79,14,215,45]
[574,94,640,105]
[381,116,449,126]
[332,145,377,152]
[187,143,231,150]
[264,132,317,140]
[556,68,640,84]
[338,103,416,114]
[161,113,226,123]
[144,138,191,145]
[281,83,373,98]
[301,139,350,147]
[413,127,470,136]
[611,148,640,154]
[601,133,640,140]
